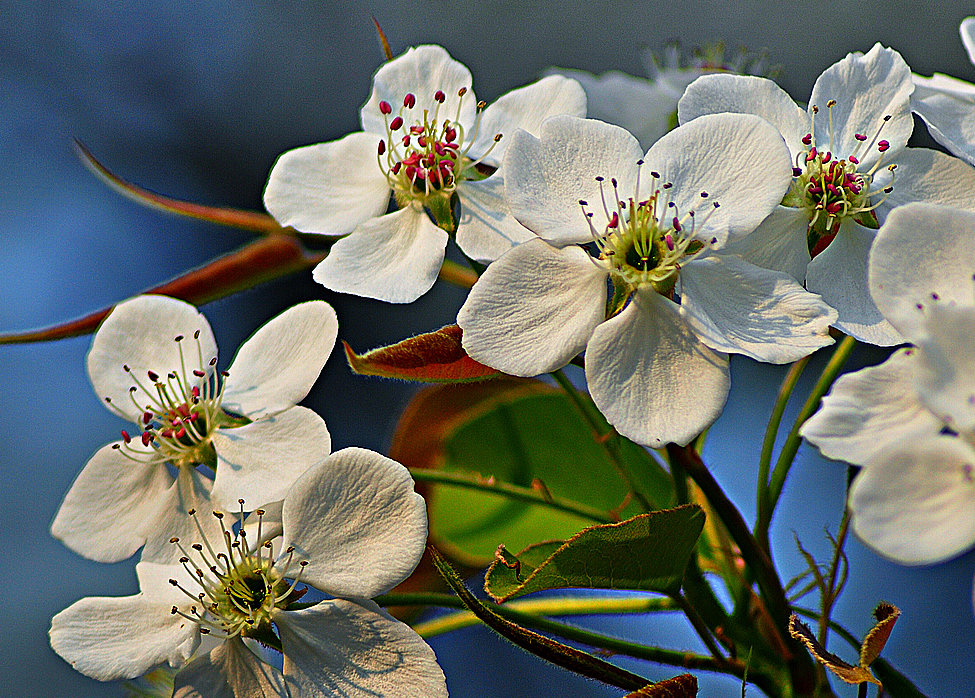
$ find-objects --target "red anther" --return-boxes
[147,370,159,382]
[143,411,153,424]
[389,116,403,131]
[390,162,402,174]
[826,201,843,214]
[805,147,817,162]
[187,412,199,422]
[405,165,417,180]
[802,133,812,145]
[161,429,174,438]
[401,135,411,147]
[672,217,682,232]
[404,93,416,108]
[176,428,187,439]
[142,431,151,446]
[192,369,205,377]
[434,90,445,103]
[665,233,675,250]
[377,140,386,156]
[607,212,619,228]
[848,183,861,194]
[439,160,453,174]
[191,386,200,398]
[379,100,392,115]
[854,133,867,141]
[121,430,132,444]
[877,140,890,152]
[434,141,446,156]
[849,155,859,164]
[827,183,840,196]
[177,404,190,417]
[822,151,831,163]
[417,135,428,148]
[792,167,803,177]
[808,185,823,195]
[403,152,420,166]
[445,127,457,142]
[410,125,424,135]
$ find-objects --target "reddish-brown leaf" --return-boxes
[344,324,502,382]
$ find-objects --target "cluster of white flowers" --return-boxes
[50,17,975,695]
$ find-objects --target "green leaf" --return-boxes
[429,391,675,565]
[484,505,705,603]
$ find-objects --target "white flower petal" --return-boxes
[912,78,975,167]
[806,219,901,345]
[586,289,730,448]
[360,45,474,136]
[211,407,331,509]
[964,16,975,62]
[875,148,975,221]
[312,206,448,303]
[800,348,942,465]
[642,113,792,246]
[868,202,975,338]
[281,447,426,599]
[173,637,289,698]
[808,44,913,169]
[222,301,338,419]
[263,132,391,236]
[849,435,975,564]
[50,593,199,681]
[677,74,807,159]
[912,303,975,433]
[723,205,810,282]
[546,68,676,149]
[457,238,607,376]
[88,295,216,422]
[51,442,171,563]
[503,115,643,245]
[679,255,835,363]
[141,467,224,565]
[455,174,534,263]
[470,74,587,165]
[276,600,446,698]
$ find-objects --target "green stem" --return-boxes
[408,468,613,523]
[757,335,857,546]
[757,356,811,540]
[550,369,654,511]
[819,507,851,647]
[672,592,728,665]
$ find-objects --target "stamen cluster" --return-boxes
[169,504,307,641]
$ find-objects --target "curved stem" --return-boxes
[408,468,613,523]
[757,335,857,546]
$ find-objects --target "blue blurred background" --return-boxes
[3,1,975,695]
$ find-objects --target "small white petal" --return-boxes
[800,348,942,465]
[50,593,199,681]
[312,206,448,303]
[51,442,171,562]
[869,202,975,338]
[88,295,216,422]
[281,447,427,599]
[458,238,607,376]
[679,255,835,363]
[642,113,793,246]
[808,44,913,170]
[360,45,474,136]
[263,132,391,236]
[723,205,810,282]
[222,301,338,419]
[912,78,975,167]
[276,600,446,698]
[470,74,587,165]
[849,435,975,564]
[806,219,901,346]
[503,115,643,245]
[963,17,975,63]
[211,407,331,509]
[547,67,676,149]
[173,637,288,698]
[586,289,730,448]
[912,303,975,433]
[455,174,534,263]
[677,73,808,159]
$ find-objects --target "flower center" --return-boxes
[781,100,897,255]
[169,505,308,642]
[107,331,244,469]
[375,89,501,229]
[580,168,718,305]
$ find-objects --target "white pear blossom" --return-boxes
[50,447,447,698]
[912,17,975,167]
[678,43,975,346]
[263,45,586,301]
[548,42,776,150]
[801,203,975,570]
[458,114,836,448]
[52,295,337,564]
